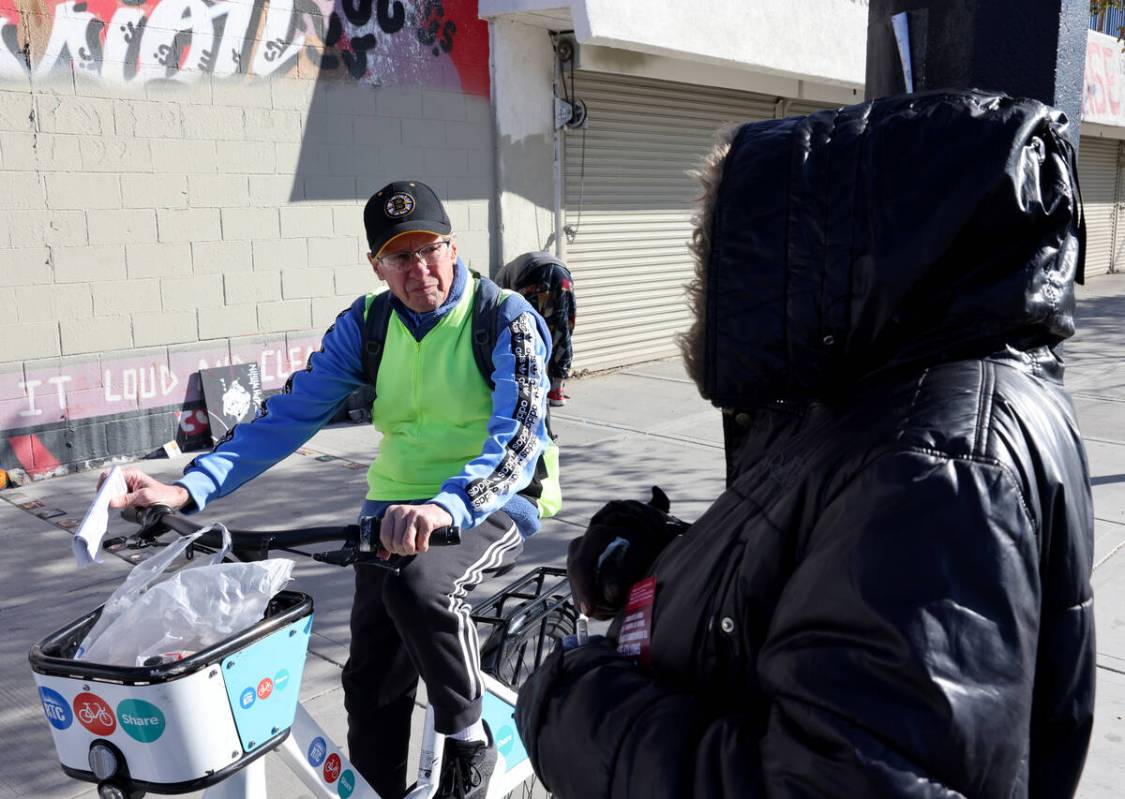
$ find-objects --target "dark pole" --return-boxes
[865,0,1089,146]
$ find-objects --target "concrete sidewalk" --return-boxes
[2,274,1123,798]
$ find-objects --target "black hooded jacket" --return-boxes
[516,91,1095,798]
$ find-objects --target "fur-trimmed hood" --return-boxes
[681,90,1085,409]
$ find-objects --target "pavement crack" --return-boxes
[623,371,697,385]
[549,414,722,451]
[307,647,346,670]
[1094,533,1125,572]
[1083,435,1125,447]
[1072,392,1125,403]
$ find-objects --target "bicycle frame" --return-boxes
[196,673,530,799]
[33,508,554,799]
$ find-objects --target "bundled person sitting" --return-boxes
[516,91,1096,798]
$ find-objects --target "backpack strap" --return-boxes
[363,277,507,393]
[360,292,394,397]
[471,275,504,390]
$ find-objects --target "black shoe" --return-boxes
[437,725,496,799]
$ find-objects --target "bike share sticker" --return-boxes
[323,752,342,783]
[495,725,517,758]
[257,677,274,700]
[308,736,327,767]
[117,699,166,743]
[39,687,72,730]
[337,769,355,798]
[481,692,528,769]
[73,692,116,736]
[240,687,256,709]
[617,576,656,666]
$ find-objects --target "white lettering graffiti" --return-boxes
[0,0,472,85]
[5,338,319,432]
[18,380,42,417]
[17,375,72,417]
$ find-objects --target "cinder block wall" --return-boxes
[0,0,494,480]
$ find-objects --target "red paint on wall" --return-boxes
[9,433,61,474]
[445,0,490,96]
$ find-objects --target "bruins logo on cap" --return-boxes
[384,192,415,218]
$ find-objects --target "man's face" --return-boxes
[369,231,458,313]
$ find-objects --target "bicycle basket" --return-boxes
[28,590,313,794]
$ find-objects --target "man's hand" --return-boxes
[380,503,454,557]
[100,468,191,510]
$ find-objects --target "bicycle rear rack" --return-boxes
[472,567,577,685]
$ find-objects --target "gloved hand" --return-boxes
[567,486,689,619]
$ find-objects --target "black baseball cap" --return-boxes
[363,180,452,256]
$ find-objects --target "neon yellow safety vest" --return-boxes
[363,280,561,518]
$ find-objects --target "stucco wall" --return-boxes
[482,0,869,89]
[490,17,555,264]
[0,0,494,479]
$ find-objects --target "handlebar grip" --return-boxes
[120,505,145,525]
[429,526,461,547]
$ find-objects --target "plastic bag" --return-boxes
[77,524,294,667]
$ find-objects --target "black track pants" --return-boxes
[341,512,522,798]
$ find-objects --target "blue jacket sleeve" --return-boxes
[431,299,553,530]
[175,297,369,511]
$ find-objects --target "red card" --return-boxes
[617,576,656,666]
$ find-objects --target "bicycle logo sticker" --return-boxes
[117,699,166,743]
[274,669,290,692]
[337,769,355,798]
[39,687,72,730]
[240,687,256,709]
[73,692,116,736]
[495,725,516,757]
[257,677,273,700]
[307,736,327,768]
[323,752,342,783]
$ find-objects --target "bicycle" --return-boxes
[29,504,579,799]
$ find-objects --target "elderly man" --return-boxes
[110,180,556,799]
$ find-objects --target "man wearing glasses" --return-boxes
[107,180,555,799]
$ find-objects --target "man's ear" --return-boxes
[368,252,386,282]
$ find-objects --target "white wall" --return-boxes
[490,18,558,264]
[484,0,869,89]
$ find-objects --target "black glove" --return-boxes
[567,486,689,619]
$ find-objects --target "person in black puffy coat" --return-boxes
[515,90,1096,798]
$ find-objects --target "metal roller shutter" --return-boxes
[1078,137,1119,277]
[786,98,842,118]
[562,72,776,372]
[1114,141,1125,277]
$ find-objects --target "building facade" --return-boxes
[0,0,495,478]
[0,0,1118,479]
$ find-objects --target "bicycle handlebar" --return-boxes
[115,505,461,572]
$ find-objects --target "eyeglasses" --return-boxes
[376,239,452,272]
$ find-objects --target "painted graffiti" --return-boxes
[1085,29,1125,126]
[0,335,320,433]
[0,0,488,93]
